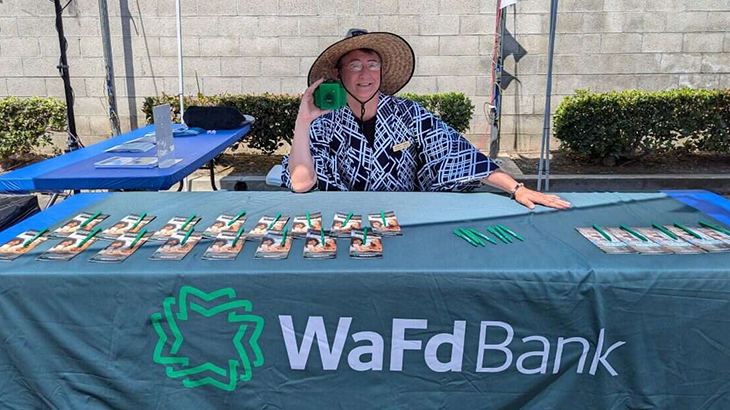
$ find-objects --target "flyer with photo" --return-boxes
[575,227,636,254]
[202,214,247,239]
[698,227,730,245]
[349,229,383,258]
[253,232,293,259]
[0,230,49,261]
[150,216,201,241]
[38,230,98,261]
[330,213,363,237]
[664,225,730,252]
[368,211,402,236]
[248,215,290,239]
[201,231,245,261]
[90,231,152,263]
[635,227,705,254]
[292,212,322,237]
[149,230,203,261]
[303,231,337,259]
[51,212,109,238]
[99,214,156,240]
[605,227,671,254]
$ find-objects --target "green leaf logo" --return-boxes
[151,286,264,391]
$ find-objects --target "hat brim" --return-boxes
[307,32,415,96]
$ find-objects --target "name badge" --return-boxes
[392,141,411,152]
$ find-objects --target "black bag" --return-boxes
[182,106,247,130]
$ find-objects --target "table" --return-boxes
[1,190,729,409]
[0,124,251,193]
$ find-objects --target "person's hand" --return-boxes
[297,78,330,125]
[514,186,571,210]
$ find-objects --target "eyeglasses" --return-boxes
[342,60,381,72]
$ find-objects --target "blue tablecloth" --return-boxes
[0,124,251,192]
[0,191,729,409]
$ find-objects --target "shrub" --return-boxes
[143,92,474,155]
[554,88,730,161]
[0,97,66,165]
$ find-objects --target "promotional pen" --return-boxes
[495,226,513,243]
[453,230,478,247]
[229,210,246,226]
[77,227,101,248]
[341,212,353,227]
[486,226,509,244]
[280,227,288,246]
[459,228,485,246]
[674,222,702,239]
[232,225,245,247]
[320,228,326,245]
[22,227,48,247]
[468,228,498,245]
[80,211,102,228]
[130,213,147,231]
[620,224,648,241]
[129,228,147,249]
[181,228,194,245]
[181,214,197,231]
[306,211,312,228]
[699,220,730,236]
[497,224,524,241]
[362,227,369,245]
[592,224,612,242]
[380,210,387,226]
[268,213,282,229]
[652,223,678,240]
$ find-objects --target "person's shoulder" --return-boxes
[381,93,418,110]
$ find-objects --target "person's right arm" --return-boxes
[288,79,328,193]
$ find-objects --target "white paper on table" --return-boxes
[153,104,176,169]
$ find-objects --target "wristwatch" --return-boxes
[509,182,525,200]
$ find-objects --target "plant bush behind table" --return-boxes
[554,88,730,163]
[0,97,66,167]
[143,92,474,156]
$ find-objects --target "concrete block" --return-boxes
[258,17,299,36]
[719,74,730,88]
[300,18,341,36]
[178,17,219,36]
[299,56,317,76]
[661,53,703,73]
[553,13,583,34]
[0,79,7,97]
[74,117,92,137]
[199,37,240,56]
[111,36,162,59]
[281,77,307,95]
[110,77,163,98]
[338,17,380,34]
[514,14,544,34]
[88,115,112,137]
[560,0,603,12]
[196,0,239,16]
[514,0,549,13]
[319,0,359,16]
[636,74,680,91]
[416,56,487,76]
[552,55,580,75]
[646,0,686,11]
[600,33,642,53]
[702,54,730,74]
[237,0,279,15]
[603,0,645,12]
[46,78,87,98]
[318,36,340,50]
[217,17,260,37]
[60,17,101,37]
[280,0,318,15]
[281,37,320,57]
[591,74,639,93]
[41,35,80,57]
[358,0,398,15]
[66,57,106,77]
[726,34,730,52]
[514,35,548,55]
[21,57,58,77]
[437,76,476,95]
[79,37,104,57]
[475,76,491,96]
[204,77,242,95]
[160,37,200,57]
[678,74,720,88]
[555,33,601,54]
[684,33,724,53]
[261,57,301,76]
[7,78,46,97]
[459,15,492,35]
[624,12,666,33]
[439,36,479,56]
[642,33,683,52]
[583,13,623,33]
[0,37,40,57]
[708,12,730,32]
[0,18,18,37]
[478,0,498,13]
[440,0,480,15]
[240,37,280,56]
[379,16,419,35]
[157,0,197,16]
[162,77,200,96]
[399,76,438,94]
[73,97,106,116]
[399,0,439,15]
[506,75,546,96]
[106,0,158,17]
[670,12,708,32]
[241,77,281,94]
[17,16,57,36]
[17,0,57,17]
[500,94,535,115]
[513,54,546,75]
[552,74,590,95]
[183,57,223,77]
[687,0,730,12]
[402,36,440,56]
[221,57,261,77]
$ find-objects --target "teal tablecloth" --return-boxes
[0,191,728,409]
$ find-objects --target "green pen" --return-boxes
[592,224,612,242]
[320,228,326,246]
[497,224,524,241]
[181,228,194,246]
[453,230,478,247]
[280,227,288,246]
[268,213,281,229]
[674,222,702,239]
[620,224,648,241]
[77,227,101,248]
[459,228,485,246]
[22,227,48,247]
[341,212,353,227]
[228,210,246,226]
[129,228,147,249]
[652,223,678,240]
[181,214,196,231]
[468,228,498,245]
[306,211,312,228]
[231,225,245,247]
[699,220,730,236]
[130,213,147,231]
[80,211,101,228]
[362,227,369,245]
[380,210,387,226]
[486,226,509,244]
[495,226,513,243]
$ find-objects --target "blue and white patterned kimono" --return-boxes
[281,92,498,192]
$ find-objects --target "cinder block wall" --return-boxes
[0,0,727,153]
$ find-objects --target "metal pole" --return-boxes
[537,0,558,191]
[98,0,121,136]
[53,0,79,152]
[175,0,185,125]
[489,3,507,159]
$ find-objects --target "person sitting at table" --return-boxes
[283,29,570,211]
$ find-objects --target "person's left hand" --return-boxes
[514,187,571,210]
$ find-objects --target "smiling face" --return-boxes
[336,49,382,103]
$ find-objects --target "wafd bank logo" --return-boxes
[151,286,264,391]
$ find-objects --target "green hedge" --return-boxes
[554,88,730,160]
[0,97,66,164]
[143,92,474,155]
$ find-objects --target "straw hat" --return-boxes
[307,29,415,95]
